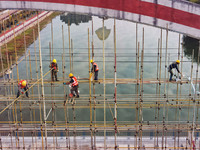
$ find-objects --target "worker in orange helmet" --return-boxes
[63,73,79,98]
[168,60,182,81]
[49,59,59,81]
[17,80,29,98]
[90,59,99,80]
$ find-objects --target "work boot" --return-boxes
[55,75,59,81]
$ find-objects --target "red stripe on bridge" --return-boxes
[4,0,200,30]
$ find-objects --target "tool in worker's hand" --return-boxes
[89,72,93,81]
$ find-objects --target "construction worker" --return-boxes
[49,59,59,81]
[63,73,79,98]
[90,59,99,80]
[168,60,182,81]
[17,80,29,98]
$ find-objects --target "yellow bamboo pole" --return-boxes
[51,20,54,60]
[23,23,29,80]
[37,13,48,149]
[139,28,144,149]
[88,28,93,148]
[162,25,168,149]
[68,21,71,73]
[91,17,96,149]
[13,26,19,82]
[113,19,118,150]
[71,39,73,73]
[102,19,106,149]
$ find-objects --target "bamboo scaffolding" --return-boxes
[103,18,106,149]
[88,27,93,149]
[68,21,71,73]
[23,23,29,80]
[37,13,47,149]
[91,17,97,150]
[113,19,118,150]
[0,17,200,150]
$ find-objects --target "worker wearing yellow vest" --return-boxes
[91,59,99,80]
[63,73,79,98]
[17,80,29,98]
[168,60,182,81]
[49,59,59,81]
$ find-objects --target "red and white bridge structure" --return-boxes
[0,0,199,38]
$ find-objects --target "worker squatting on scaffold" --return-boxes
[49,59,59,81]
[63,73,80,98]
[16,80,29,98]
[168,60,182,81]
[90,59,99,80]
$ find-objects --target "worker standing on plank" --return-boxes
[90,59,99,80]
[49,59,59,81]
[168,60,182,81]
[17,80,29,98]
[63,73,79,98]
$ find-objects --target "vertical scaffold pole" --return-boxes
[135,42,140,150]
[192,47,199,146]
[13,26,19,82]
[135,23,138,95]
[91,17,97,149]
[51,20,54,59]
[135,23,139,123]
[33,29,39,149]
[114,19,118,150]
[103,18,106,149]
[139,28,144,149]
[62,24,66,97]
[68,21,71,73]
[71,39,74,73]
[162,25,168,149]
[88,28,93,149]
[156,39,160,95]
[37,12,48,148]
[23,23,28,80]
[14,22,24,149]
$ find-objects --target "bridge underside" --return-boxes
[0,0,200,39]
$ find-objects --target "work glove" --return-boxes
[63,82,66,85]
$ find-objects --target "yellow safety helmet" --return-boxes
[22,80,26,87]
[176,60,180,64]
[90,59,93,63]
[52,59,57,63]
[69,73,73,78]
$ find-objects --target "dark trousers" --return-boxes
[70,85,79,97]
[168,69,173,81]
[94,71,98,80]
[51,70,58,81]
[17,86,29,98]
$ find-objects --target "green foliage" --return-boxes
[182,36,199,62]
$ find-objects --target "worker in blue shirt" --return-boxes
[168,60,182,81]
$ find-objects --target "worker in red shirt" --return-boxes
[63,73,79,98]
[49,59,59,81]
[17,80,29,98]
[91,59,99,80]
